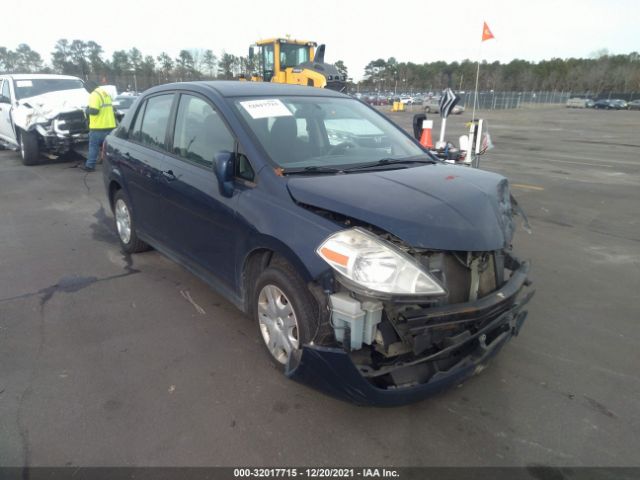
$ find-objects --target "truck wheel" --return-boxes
[112,190,150,254]
[19,129,40,166]
[253,263,318,369]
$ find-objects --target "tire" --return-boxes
[424,106,431,113]
[252,263,319,369]
[19,129,40,166]
[112,190,150,254]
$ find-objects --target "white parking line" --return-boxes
[489,152,614,168]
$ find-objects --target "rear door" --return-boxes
[155,92,240,288]
[117,92,176,241]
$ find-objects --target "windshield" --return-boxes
[234,96,426,171]
[13,78,85,100]
[279,44,310,68]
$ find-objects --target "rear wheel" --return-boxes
[112,190,150,254]
[253,263,318,368]
[19,129,40,165]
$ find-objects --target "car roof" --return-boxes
[152,80,347,99]
[1,74,83,81]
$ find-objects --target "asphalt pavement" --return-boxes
[0,106,639,467]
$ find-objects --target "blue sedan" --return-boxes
[101,81,533,405]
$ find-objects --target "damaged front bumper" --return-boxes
[34,111,88,155]
[35,126,88,155]
[286,257,533,406]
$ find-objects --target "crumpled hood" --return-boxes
[14,88,88,129]
[287,163,514,251]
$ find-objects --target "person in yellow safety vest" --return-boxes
[81,80,116,172]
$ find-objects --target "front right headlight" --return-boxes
[316,228,446,297]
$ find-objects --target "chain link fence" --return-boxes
[456,91,572,110]
[454,90,640,110]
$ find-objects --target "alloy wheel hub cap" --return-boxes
[114,199,132,244]
[257,285,299,364]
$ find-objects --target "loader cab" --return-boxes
[251,38,316,83]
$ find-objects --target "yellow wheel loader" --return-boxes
[247,38,347,91]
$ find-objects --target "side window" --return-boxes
[138,94,174,150]
[129,100,146,141]
[1,80,10,100]
[172,94,234,168]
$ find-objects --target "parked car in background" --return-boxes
[593,99,628,110]
[627,99,640,110]
[0,74,89,165]
[609,99,628,109]
[593,99,609,109]
[566,97,593,108]
[101,84,119,101]
[102,81,532,405]
[424,96,465,114]
[399,96,414,105]
[366,94,388,106]
[112,94,139,122]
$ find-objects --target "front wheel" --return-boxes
[19,129,40,165]
[253,264,318,368]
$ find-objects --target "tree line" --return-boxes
[0,40,346,92]
[2,40,638,95]
[0,39,264,91]
[362,52,640,94]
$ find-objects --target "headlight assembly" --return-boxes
[317,228,446,297]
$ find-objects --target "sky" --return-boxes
[3,0,638,80]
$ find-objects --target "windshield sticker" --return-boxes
[16,80,33,87]
[240,99,292,119]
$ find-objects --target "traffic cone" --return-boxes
[420,120,433,148]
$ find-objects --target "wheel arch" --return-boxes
[108,179,123,210]
[239,238,317,314]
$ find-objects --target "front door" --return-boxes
[155,93,240,288]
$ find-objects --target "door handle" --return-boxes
[161,169,176,181]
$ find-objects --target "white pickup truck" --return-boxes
[0,74,90,165]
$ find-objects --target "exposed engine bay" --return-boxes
[325,242,533,389]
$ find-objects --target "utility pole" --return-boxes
[130,70,138,92]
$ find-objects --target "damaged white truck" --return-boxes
[0,74,89,165]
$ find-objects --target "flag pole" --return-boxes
[473,22,494,123]
[471,60,480,123]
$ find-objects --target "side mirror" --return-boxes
[214,150,235,198]
[0,95,10,104]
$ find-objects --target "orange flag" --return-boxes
[482,22,495,41]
